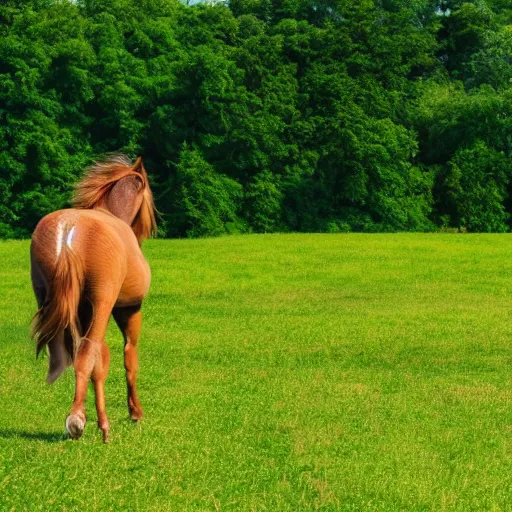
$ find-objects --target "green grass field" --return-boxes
[1,234,512,511]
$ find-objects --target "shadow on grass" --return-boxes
[0,429,66,442]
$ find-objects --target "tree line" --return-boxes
[1,0,512,238]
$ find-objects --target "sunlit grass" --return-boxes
[1,234,512,510]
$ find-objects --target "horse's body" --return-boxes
[30,156,156,442]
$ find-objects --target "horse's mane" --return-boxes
[72,155,157,242]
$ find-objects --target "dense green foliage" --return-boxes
[3,234,512,509]
[1,0,512,237]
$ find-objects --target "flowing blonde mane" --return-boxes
[72,155,157,242]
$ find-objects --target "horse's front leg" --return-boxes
[113,305,143,421]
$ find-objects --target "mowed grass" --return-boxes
[1,234,512,511]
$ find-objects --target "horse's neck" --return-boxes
[104,175,143,226]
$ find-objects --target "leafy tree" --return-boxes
[172,146,245,237]
[2,0,512,237]
[245,170,283,232]
[443,141,510,231]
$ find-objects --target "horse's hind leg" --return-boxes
[113,305,143,421]
[91,339,111,443]
[67,301,112,442]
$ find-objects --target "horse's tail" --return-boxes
[31,243,84,383]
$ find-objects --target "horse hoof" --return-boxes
[130,410,143,422]
[66,414,85,440]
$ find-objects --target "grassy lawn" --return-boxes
[1,234,512,511]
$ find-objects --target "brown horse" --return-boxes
[30,155,157,442]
